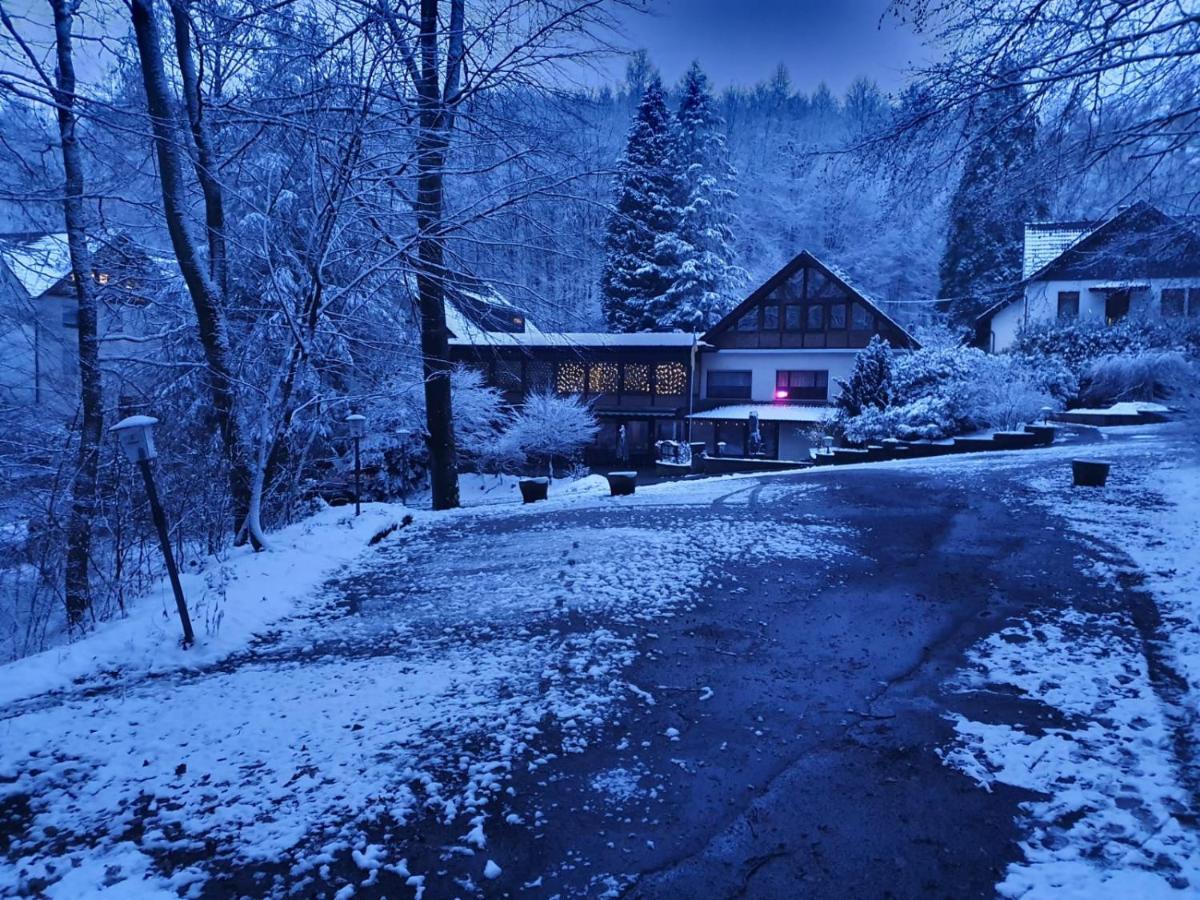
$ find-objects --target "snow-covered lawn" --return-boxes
[0,470,843,897]
[936,424,1200,897]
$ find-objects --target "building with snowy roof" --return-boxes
[977,202,1200,352]
[0,231,181,411]
[449,249,916,465]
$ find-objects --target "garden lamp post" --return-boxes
[109,415,194,647]
[345,413,367,516]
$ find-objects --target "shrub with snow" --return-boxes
[835,334,892,418]
[450,366,520,473]
[500,392,600,478]
[1081,351,1193,406]
[837,342,1056,441]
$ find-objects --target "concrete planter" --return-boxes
[1023,425,1056,446]
[953,436,998,453]
[1072,459,1110,487]
[992,431,1038,450]
[519,477,549,504]
[606,471,638,496]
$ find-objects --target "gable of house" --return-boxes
[1030,202,1200,283]
[702,250,917,351]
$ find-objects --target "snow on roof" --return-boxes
[687,403,833,423]
[449,330,700,349]
[0,233,71,297]
[1022,222,1095,278]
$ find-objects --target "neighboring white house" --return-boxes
[978,202,1200,353]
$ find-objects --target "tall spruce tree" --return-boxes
[600,76,685,331]
[659,62,743,331]
[939,81,1048,325]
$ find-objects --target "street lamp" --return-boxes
[345,413,367,516]
[109,415,194,647]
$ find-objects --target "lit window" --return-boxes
[555,361,585,395]
[96,273,110,285]
[654,362,687,397]
[775,370,828,401]
[588,362,618,394]
[622,363,650,395]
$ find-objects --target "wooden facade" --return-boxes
[702,250,916,351]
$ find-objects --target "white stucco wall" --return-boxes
[698,349,860,402]
[987,275,1200,352]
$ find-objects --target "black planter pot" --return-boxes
[519,478,549,503]
[1072,460,1110,487]
[606,471,638,496]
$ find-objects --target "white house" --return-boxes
[446,250,917,464]
[0,231,181,415]
[978,202,1200,353]
[689,250,918,461]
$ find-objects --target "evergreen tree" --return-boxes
[659,62,744,331]
[836,335,893,417]
[939,81,1048,325]
[600,77,685,331]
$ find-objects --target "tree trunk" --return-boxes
[415,0,459,510]
[49,0,103,631]
[169,0,228,296]
[130,0,262,546]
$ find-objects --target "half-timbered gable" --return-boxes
[702,250,915,351]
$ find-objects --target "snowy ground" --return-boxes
[1,426,1197,898]
[0,469,842,897]
[933,425,1200,897]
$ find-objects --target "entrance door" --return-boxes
[1106,290,1130,325]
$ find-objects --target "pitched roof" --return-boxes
[701,249,919,348]
[977,202,1200,324]
[0,233,71,297]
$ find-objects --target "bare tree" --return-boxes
[129,0,264,546]
[885,0,1200,211]
[0,0,104,629]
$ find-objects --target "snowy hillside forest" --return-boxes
[0,0,1197,657]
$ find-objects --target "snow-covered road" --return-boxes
[1,423,1197,898]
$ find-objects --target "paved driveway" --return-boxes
[2,427,1195,898]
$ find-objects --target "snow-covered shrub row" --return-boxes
[1013,319,1200,372]
[836,338,1055,442]
[1011,320,1198,408]
[1081,351,1193,406]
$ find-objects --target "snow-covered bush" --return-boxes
[1008,352,1079,405]
[836,335,892,417]
[451,366,519,472]
[971,355,1057,430]
[1081,351,1193,405]
[837,343,1056,441]
[500,392,600,478]
[1013,319,1200,373]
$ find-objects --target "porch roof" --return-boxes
[687,403,834,424]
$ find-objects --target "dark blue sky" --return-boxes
[613,0,933,95]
